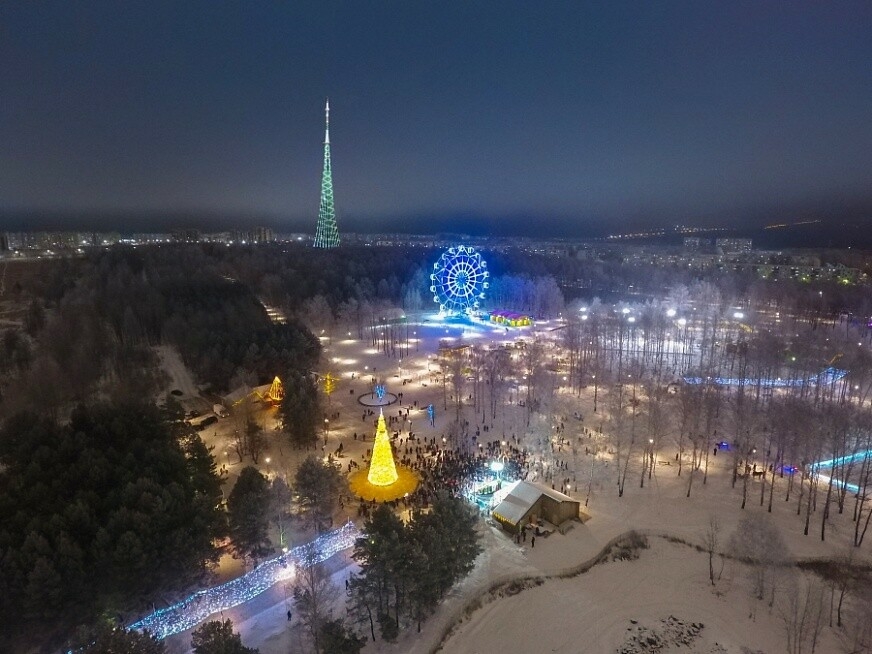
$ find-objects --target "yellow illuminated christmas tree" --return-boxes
[367,410,398,486]
[323,372,336,407]
[267,376,284,403]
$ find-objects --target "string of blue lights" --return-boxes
[128,521,361,640]
[683,367,846,388]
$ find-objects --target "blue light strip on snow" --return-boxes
[128,521,361,640]
[683,367,846,388]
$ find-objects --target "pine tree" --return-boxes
[405,538,438,632]
[227,467,272,564]
[352,505,408,638]
[77,625,167,654]
[346,572,378,642]
[293,543,340,653]
[281,372,320,449]
[295,454,342,531]
[318,619,366,654]
[191,619,258,654]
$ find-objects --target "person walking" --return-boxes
[287,610,292,622]
[531,535,535,548]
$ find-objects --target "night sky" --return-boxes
[1,2,870,236]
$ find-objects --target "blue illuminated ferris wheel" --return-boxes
[430,245,489,316]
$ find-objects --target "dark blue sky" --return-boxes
[1,2,870,235]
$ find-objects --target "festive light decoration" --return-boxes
[323,372,336,396]
[683,366,846,388]
[313,99,340,248]
[128,522,360,640]
[810,449,872,495]
[266,376,284,403]
[367,410,398,486]
[430,245,489,315]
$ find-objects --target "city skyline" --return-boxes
[1,2,871,236]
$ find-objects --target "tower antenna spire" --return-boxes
[313,98,340,248]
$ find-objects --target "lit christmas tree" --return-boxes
[267,376,284,403]
[367,410,398,486]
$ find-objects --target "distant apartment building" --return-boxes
[227,227,274,244]
[683,237,711,251]
[172,228,201,242]
[715,238,752,254]
[129,233,165,244]
[250,226,274,244]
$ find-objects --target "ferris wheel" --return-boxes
[429,245,489,315]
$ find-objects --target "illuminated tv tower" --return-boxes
[313,99,340,248]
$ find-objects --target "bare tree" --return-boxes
[702,515,724,587]
[482,346,513,422]
[520,338,547,426]
[293,542,341,653]
[436,341,452,411]
[853,448,872,547]
[778,573,826,654]
[729,512,789,605]
[836,580,872,654]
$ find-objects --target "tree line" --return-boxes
[347,493,481,641]
[0,402,226,652]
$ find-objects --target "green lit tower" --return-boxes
[313,99,340,248]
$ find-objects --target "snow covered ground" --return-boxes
[159,314,869,654]
[442,537,837,654]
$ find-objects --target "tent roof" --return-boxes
[252,383,272,398]
[492,480,576,525]
[223,385,253,405]
[490,310,531,319]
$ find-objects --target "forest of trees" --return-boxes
[4,242,872,651]
[67,616,260,654]
[0,402,226,651]
[348,493,481,641]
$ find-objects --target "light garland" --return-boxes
[128,521,361,640]
[683,366,846,388]
[810,448,871,495]
[367,411,399,486]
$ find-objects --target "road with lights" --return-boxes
[128,522,361,640]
